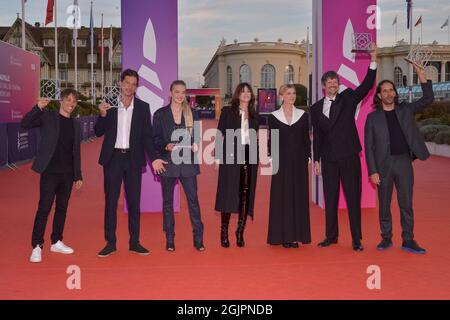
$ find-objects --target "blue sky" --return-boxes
[0,0,449,87]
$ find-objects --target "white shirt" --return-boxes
[114,97,134,148]
[322,61,377,118]
[240,109,250,145]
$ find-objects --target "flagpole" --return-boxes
[421,19,423,44]
[409,1,413,103]
[54,0,58,84]
[109,25,113,87]
[395,20,398,44]
[74,1,78,93]
[90,1,94,104]
[101,14,104,99]
[21,0,25,49]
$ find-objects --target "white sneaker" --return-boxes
[30,246,42,263]
[50,241,74,254]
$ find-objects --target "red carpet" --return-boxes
[1,119,449,299]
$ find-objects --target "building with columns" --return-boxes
[204,38,450,103]
[0,17,122,98]
[378,41,450,86]
[203,38,312,104]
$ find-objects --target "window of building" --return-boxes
[261,64,276,88]
[88,70,97,82]
[58,53,68,64]
[43,39,54,47]
[394,67,403,87]
[284,65,294,84]
[59,70,68,81]
[239,64,251,84]
[72,39,87,47]
[87,53,97,64]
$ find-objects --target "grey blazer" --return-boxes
[364,80,434,176]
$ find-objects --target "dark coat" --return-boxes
[152,105,200,177]
[20,106,82,181]
[214,107,259,217]
[364,80,434,175]
[310,67,377,162]
[94,97,157,168]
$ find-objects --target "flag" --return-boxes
[441,18,449,29]
[45,0,54,25]
[89,1,94,50]
[415,15,422,27]
[392,15,397,26]
[72,0,78,40]
[406,0,412,29]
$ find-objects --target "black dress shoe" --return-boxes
[129,243,150,256]
[376,239,393,251]
[290,242,299,248]
[317,238,338,247]
[352,242,364,252]
[402,240,426,254]
[97,243,117,257]
[282,243,291,248]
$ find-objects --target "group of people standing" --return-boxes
[23,45,434,263]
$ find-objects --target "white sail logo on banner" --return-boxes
[136,18,164,114]
[337,19,363,120]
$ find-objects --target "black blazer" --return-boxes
[364,80,434,176]
[20,106,82,181]
[311,67,377,162]
[152,105,200,177]
[94,97,157,167]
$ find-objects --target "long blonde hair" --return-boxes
[170,80,193,134]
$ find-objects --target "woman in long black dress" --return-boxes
[215,82,259,248]
[267,84,311,248]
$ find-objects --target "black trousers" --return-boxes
[378,154,414,241]
[103,151,142,246]
[31,172,73,248]
[161,175,204,244]
[321,154,362,242]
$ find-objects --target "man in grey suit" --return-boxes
[364,64,434,254]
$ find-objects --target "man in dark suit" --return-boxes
[21,89,83,263]
[310,45,377,252]
[95,69,167,257]
[365,64,433,254]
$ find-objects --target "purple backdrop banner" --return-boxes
[6,123,38,163]
[121,0,179,212]
[0,123,7,166]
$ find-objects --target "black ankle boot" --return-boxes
[236,221,246,247]
[221,212,231,248]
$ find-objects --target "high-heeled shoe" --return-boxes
[236,221,246,247]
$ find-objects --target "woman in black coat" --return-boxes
[214,82,259,247]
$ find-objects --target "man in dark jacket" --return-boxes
[365,64,433,254]
[95,69,167,257]
[310,45,377,252]
[21,88,83,263]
